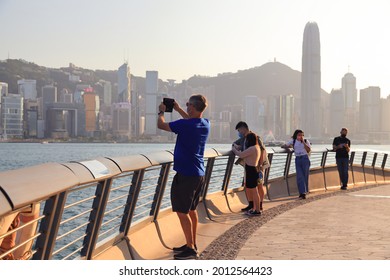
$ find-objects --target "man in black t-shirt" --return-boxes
[332,128,351,190]
[233,121,266,212]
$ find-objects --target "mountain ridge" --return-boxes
[0,59,326,109]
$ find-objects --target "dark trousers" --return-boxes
[336,157,349,187]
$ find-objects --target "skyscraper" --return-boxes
[301,21,321,138]
[342,72,358,133]
[329,89,345,134]
[1,94,24,138]
[118,63,131,103]
[359,86,381,133]
[342,73,357,109]
[245,95,260,133]
[145,71,158,135]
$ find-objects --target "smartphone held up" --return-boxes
[163,98,175,112]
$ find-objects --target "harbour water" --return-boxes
[1,142,390,173]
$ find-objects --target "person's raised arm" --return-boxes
[174,101,189,119]
[157,103,171,132]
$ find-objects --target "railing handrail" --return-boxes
[1,148,389,260]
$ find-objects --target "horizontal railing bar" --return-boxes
[56,221,90,241]
[53,234,87,256]
[107,193,129,204]
[98,223,122,239]
[111,184,132,192]
[104,204,127,216]
[60,208,92,225]
[137,192,155,201]
[63,245,83,260]
[64,196,96,210]
[101,215,123,228]
[132,208,151,219]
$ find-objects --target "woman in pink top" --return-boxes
[232,133,261,216]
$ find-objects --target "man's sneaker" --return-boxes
[340,186,347,190]
[173,244,197,252]
[241,202,253,212]
[245,210,261,216]
[299,193,306,199]
[174,246,198,260]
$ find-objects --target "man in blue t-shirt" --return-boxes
[157,94,210,260]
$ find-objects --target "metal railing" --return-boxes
[0,148,389,260]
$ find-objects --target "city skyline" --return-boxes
[1,1,390,97]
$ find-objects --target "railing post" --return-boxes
[120,169,145,236]
[350,151,355,185]
[81,178,112,260]
[202,157,215,200]
[149,163,172,249]
[362,151,367,183]
[263,153,273,200]
[321,151,328,190]
[372,152,378,182]
[201,157,216,220]
[381,154,388,181]
[284,152,293,196]
[221,152,236,195]
[33,192,67,260]
[150,163,171,220]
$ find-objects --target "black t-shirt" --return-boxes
[332,136,351,158]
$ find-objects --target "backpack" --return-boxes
[256,148,270,172]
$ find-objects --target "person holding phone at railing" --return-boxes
[157,94,210,260]
[232,121,267,213]
[232,132,262,216]
[332,127,351,190]
[281,129,311,199]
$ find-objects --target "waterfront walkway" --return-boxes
[200,183,390,260]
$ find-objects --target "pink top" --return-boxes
[232,145,260,167]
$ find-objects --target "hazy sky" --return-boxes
[1,0,390,97]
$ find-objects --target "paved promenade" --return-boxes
[236,184,390,260]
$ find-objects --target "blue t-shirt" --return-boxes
[169,118,210,176]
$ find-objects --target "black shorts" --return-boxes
[171,173,205,214]
[245,165,259,189]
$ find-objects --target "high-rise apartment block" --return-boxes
[1,94,24,138]
[145,71,158,135]
[329,89,345,134]
[0,82,8,96]
[112,102,131,140]
[83,92,100,134]
[18,79,37,100]
[359,86,381,133]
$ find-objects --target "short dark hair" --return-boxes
[246,132,258,147]
[235,121,249,130]
[189,94,207,112]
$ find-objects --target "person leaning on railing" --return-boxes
[281,129,311,199]
[233,121,267,212]
[232,132,262,216]
[332,127,351,190]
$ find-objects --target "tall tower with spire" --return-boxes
[301,21,322,138]
[342,72,357,133]
[117,62,131,103]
